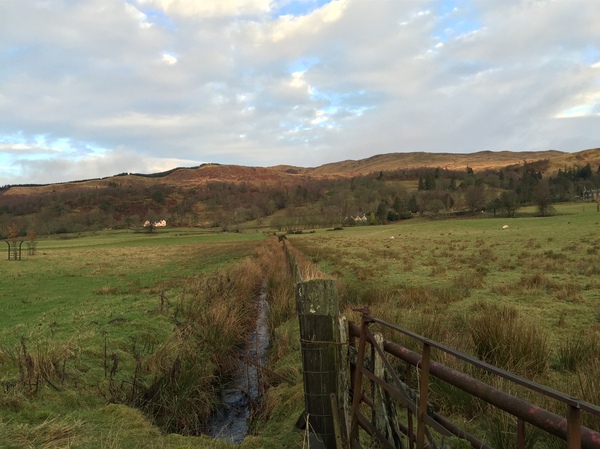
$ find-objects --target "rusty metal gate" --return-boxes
[348,309,600,449]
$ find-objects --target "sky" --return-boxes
[1,0,599,185]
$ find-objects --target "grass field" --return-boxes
[1,204,599,448]
[1,229,264,334]
[0,228,276,448]
[289,203,600,342]
[286,202,600,441]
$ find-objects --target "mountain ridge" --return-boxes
[3,148,600,197]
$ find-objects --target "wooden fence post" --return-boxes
[296,279,341,449]
[337,315,351,448]
[373,332,403,449]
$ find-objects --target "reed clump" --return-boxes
[466,303,549,379]
[553,332,599,372]
[2,336,80,396]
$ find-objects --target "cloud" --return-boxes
[139,0,272,18]
[0,0,599,185]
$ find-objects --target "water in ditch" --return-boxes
[207,288,270,444]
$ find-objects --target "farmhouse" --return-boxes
[582,187,600,202]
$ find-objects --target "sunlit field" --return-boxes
[286,202,600,441]
[289,203,600,343]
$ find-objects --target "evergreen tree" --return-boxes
[424,171,436,190]
[408,194,419,213]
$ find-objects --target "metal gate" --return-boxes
[348,309,600,449]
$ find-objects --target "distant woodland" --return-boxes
[1,160,599,238]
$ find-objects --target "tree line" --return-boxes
[1,161,599,237]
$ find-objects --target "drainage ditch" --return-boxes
[207,288,270,443]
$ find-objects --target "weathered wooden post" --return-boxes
[296,279,344,449]
[372,332,403,449]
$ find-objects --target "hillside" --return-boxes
[300,149,600,176]
[2,148,600,197]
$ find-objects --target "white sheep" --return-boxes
[502,225,509,230]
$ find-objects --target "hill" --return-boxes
[2,148,600,197]
[303,150,561,175]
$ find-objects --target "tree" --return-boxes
[144,210,160,233]
[532,181,555,217]
[408,194,418,213]
[424,171,436,190]
[501,191,520,218]
[486,197,503,217]
[392,195,406,214]
[464,185,486,215]
[425,199,445,216]
[7,223,19,240]
[449,177,457,191]
[376,201,388,224]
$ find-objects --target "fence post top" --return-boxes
[296,280,339,316]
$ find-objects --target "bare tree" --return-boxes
[501,191,520,218]
[464,185,486,215]
[533,181,555,217]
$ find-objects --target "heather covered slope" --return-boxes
[3,148,600,196]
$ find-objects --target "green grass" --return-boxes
[0,228,264,332]
[286,202,600,436]
[289,202,600,343]
[3,204,600,447]
[0,228,270,448]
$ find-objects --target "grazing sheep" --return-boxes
[502,225,509,229]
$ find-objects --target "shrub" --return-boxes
[519,272,553,291]
[552,283,583,302]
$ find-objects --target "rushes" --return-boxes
[467,304,549,379]
[135,238,286,435]
[553,332,599,372]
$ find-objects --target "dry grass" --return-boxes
[4,416,83,449]
[578,361,600,431]
[466,303,549,379]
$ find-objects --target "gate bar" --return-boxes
[348,321,600,449]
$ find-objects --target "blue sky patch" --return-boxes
[272,0,333,18]
[142,8,176,30]
[434,0,481,43]
[288,57,320,73]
